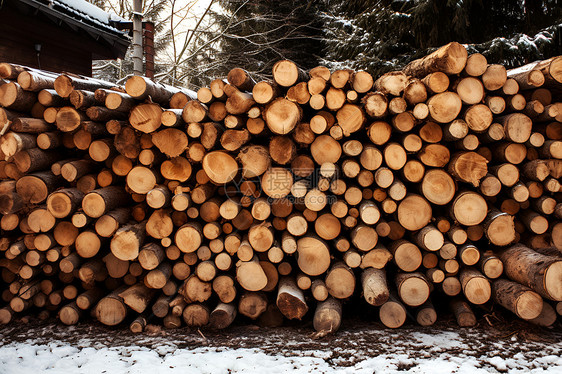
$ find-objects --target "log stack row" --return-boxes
[0,42,561,333]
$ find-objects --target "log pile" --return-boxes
[0,42,561,333]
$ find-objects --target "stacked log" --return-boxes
[0,43,561,333]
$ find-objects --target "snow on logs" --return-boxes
[0,43,561,334]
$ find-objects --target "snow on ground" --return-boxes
[0,320,561,373]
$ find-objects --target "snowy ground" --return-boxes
[0,319,560,373]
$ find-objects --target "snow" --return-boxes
[49,0,126,34]
[1,322,562,374]
[54,0,113,23]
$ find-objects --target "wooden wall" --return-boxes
[0,3,121,76]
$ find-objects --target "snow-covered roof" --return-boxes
[44,0,127,35]
[14,0,130,58]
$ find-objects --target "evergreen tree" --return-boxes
[322,0,562,76]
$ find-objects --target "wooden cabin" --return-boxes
[0,0,130,76]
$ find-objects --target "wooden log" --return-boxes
[455,77,484,104]
[145,262,172,289]
[0,82,37,112]
[212,275,237,304]
[76,288,104,310]
[499,244,562,301]
[450,298,477,327]
[464,53,488,76]
[288,82,312,105]
[519,210,548,235]
[395,272,430,307]
[450,191,487,226]
[336,104,366,135]
[93,208,130,238]
[379,294,407,328]
[361,268,389,306]
[238,292,268,319]
[138,243,165,271]
[252,81,279,105]
[420,169,455,206]
[201,151,238,185]
[294,236,331,276]
[129,314,148,333]
[54,106,86,132]
[483,209,515,246]
[82,186,129,218]
[403,42,467,77]
[0,132,36,159]
[397,194,432,231]
[105,91,136,112]
[263,98,302,135]
[54,73,115,97]
[14,171,59,205]
[236,255,267,292]
[313,298,342,334]
[273,60,305,87]
[459,268,491,305]
[416,301,437,326]
[492,278,543,320]
[482,64,507,91]
[182,303,210,327]
[86,107,127,123]
[68,89,99,110]
[13,148,60,173]
[150,128,188,158]
[180,274,212,303]
[529,302,557,327]
[414,225,444,252]
[125,76,180,104]
[174,222,202,253]
[0,63,26,79]
[114,126,140,159]
[389,240,422,272]
[95,286,128,326]
[221,85,254,115]
[110,221,146,261]
[517,56,562,87]
[325,262,355,299]
[59,302,83,325]
[350,224,378,252]
[426,91,462,124]
[210,302,237,329]
[129,103,163,133]
[276,277,308,320]
[447,151,488,188]
[478,252,503,280]
[495,113,533,144]
[46,188,84,219]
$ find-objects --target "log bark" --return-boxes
[492,279,543,320]
[450,298,477,327]
[403,42,467,77]
[361,268,389,306]
[499,244,562,301]
[313,298,342,334]
[276,277,308,320]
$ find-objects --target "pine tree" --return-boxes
[322,0,562,76]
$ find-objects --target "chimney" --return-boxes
[143,22,155,79]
